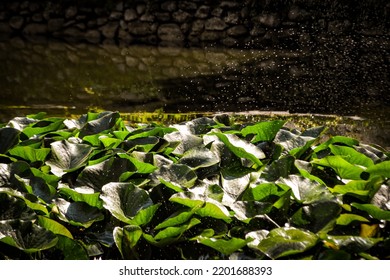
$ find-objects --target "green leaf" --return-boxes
[114,225,143,259]
[277,175,335,204]
[242,182,287,202]
[101,182,154,224]
[8,146,51,163]
[155,208,199,230]
[0,220,58,253]
[131,203,160,226]
[230,201,273,221]
[351,203,390,221]
[170,192,231,222]
[155,163,197,189]
[363,161,390,179]
[178,146,219,170]
[257,227,318,259]
[154,218,200,240]
[76,157,136,191]
[324,235,382,253]
[37,216,73,239]
[241,120,285,143]
[312,156,365,180]
[46,140,93,176]
[195,236,248,255]
[213,132,265,166]
[118,153,157,173]
[58,185,103,209]
[336,214,370,226]
[0,188,48,216]
[274,129,318,157]
[79,111,120,138]
[55,235,88,260]
[329,145,374,168]
[22,119,65,138]
[0,127,20,154]
[54,198,104,228]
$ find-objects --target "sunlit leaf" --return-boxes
[241,120,285,143]
[257,227,318,259]
[277,175,335,204]
[329,144,374,168]
[79,111,120,138]
[351,203,390,221]
[54,198,104,228]
[336,214,370,226]
[46,140,93,176]
[38,216,73,239]
[170,192,231,222]
[312,155,365,180]
[195,236,248,255]
[101,182,154,224]
[213,132,265,166]
[178,146,219,170]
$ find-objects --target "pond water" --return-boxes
[0,36,389,146]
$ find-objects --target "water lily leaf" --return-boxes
[46,140,93,176]
[195,236,248,255]
[214,132,265,166]
[79,111,120,138]
[363,161,390,179]
[8,146,51,163]
[154,218,200,240]
[257,227,318,259]
[76,157,136,191]
[274,129,317,157]
[277,175,334,204]
[332,180,372,198]
[0,187,49,216]
[99,136,123,149]
[296,200,341,233]
[117,153,157,173]
[351,203,390,221]
[155,208,199,230]
[0,127,20,154]
[170,192,231,222]
[163,129,203,155]
[114,225,143,259]
[37,216,73,239]
[131,203,160,226]
[22,119,65,138]
[58,185,103,209]
[0,220,58,253]
[312,155,365,180]
[329,145,374,168]
[324,235,381,253]
[336,214,370,226]
[242,182,287,202]
[178,146,219,170]
[231,201,273,221]
[0,161,31,188]
[15,175,56,203]
[261,155,295,181]
[0,192,36,222]
[241,120,285,143]
[55,235,88,260]
[101,182,154,224]
[54,198,104,228]
[155,163,197,189]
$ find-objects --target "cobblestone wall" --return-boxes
[0,0,388,48]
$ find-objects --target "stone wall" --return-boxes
[0,0,388,48]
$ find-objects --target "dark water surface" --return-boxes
[0,36,389,145]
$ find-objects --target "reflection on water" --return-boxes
[0,36,389,146]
